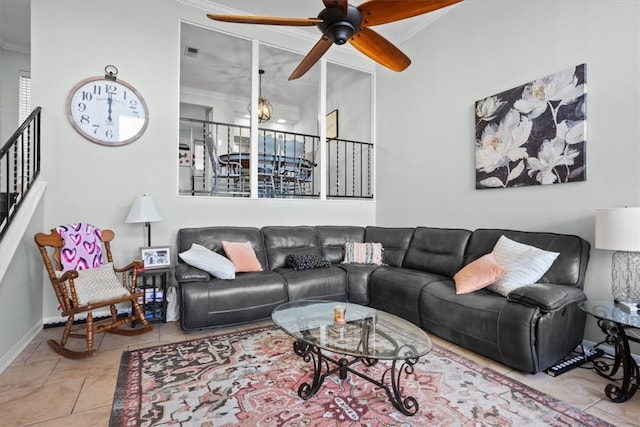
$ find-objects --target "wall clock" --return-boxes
[67,68,149,146]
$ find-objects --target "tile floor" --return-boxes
[0,320,639,426]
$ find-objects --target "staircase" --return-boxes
[0,107,41,241]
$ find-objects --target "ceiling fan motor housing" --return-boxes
[318,4,362,45]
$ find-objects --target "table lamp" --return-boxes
[595,207,640,311]
[125,195,163,246]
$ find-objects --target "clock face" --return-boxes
[67,77,149,146]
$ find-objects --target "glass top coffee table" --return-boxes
[272,300,432,416]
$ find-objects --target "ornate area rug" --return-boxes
[110,325,611,426]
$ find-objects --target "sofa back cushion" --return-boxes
[403,227,472,277]
[176,227,268,270]
[316,226,365,264]
[262,226,321,269]
[364,227,414,267]
[465,229,590,288]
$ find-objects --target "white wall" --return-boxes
[376,0,640,343]
[31,0,375,319]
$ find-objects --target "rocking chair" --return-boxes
[34,223,153,358]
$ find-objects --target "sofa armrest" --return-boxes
[507,284,586,312]
[175,263,211,283]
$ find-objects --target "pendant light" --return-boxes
[248,69,272,123]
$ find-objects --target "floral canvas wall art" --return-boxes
[475,64,586,189]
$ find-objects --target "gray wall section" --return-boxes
[375,0,640,345]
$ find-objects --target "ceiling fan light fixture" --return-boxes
[326,22,355,45]
[318,4,362,45]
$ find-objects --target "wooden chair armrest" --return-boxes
[53,270,78,282]
[114,260,144,273]
[52,271,81,308]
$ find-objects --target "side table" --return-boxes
[579,300,640,402]
[133,267,170,325]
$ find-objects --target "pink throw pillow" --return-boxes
[221,241,263,272]
[453,253,506,295]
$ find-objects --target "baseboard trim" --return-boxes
[43,308,129,328]
[0,320,43,375]
[582,339,640,364]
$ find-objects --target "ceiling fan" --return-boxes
[207,0,463,80]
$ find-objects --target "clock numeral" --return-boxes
[129,100,138,110]
[77,102,87,112]
[92,125,100,134]
[80,115,90,124]
[105,129,114,139]
[92,84,102,95]
[106,84,117,94]
[81,91,93,101]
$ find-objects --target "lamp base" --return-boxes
[615,300,640,312]
[611,251,640,304]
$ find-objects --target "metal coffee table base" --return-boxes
[293,340,420,416]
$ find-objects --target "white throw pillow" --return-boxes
[487,235,559,297]
[179,243,236,280]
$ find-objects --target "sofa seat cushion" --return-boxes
[419,281,507,346]
[279,266,347,301]
[419,280,541,372]
[336,263,381,305]
[179,271,287,330]
[368,267,447,326]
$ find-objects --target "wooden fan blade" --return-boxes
[207,14,322,26]
[349,27,410,72]
[289,36,334,80]
[357,0,463,27]
[323,0,349,15]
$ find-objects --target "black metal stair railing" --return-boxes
[0,107,42,241]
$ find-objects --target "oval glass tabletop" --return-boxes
[272,300,432,360]
[579,300,640,328]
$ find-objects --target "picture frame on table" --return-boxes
[140,246,171,269]
[326,109,338,139]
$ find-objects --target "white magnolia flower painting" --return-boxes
[475,64,586,189]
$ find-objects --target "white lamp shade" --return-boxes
[125,195,163,223]
[595,207,640,251]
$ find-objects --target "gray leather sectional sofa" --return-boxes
[175,225,590,373]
